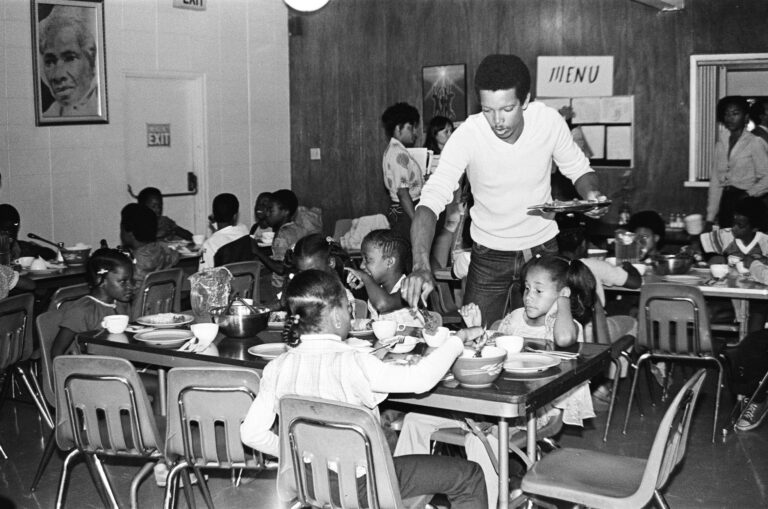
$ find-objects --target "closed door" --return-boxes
[124,73,206,235]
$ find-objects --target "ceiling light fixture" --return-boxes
[284,0,330,13]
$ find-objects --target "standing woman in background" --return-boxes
[706,96,768,229]
[381,103,424,241]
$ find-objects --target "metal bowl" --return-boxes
[61,246,91,266]
[651,254,694,275]
[210,302,270,337]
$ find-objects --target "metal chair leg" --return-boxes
[164,461,188,509]
[130,461,156,509]
[55,449,80,509]
[91,455,120,509]
[15,366,54,429]
[623,354,649,434]
[603,358,622,442]
[653,489,670,509]
[0,440,6,460]
[30,429,56,491]
[192,464,214,509]
[713,361,725,443]
[181,468,197,509]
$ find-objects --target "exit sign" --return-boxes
[173,0,206,11]
[147,124,171,147]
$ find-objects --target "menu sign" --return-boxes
[537,56,614,97]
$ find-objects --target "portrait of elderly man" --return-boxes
[38,5,101,118]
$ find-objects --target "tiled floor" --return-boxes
[1,368,767,508]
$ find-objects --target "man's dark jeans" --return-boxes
[464,238,559,326]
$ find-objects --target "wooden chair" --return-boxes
[223,260,262,302]
[48,283,90,311]
[53,355,163,508]
[163,367,262,509]
[522,370,707,509]
[133,268,183,318]
[622,283,725,442]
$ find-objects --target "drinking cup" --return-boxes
[261,231,275,244]
[192,234,205,246]
[102,315,129,334]
[710,264,729,279]
[372,320,400,340]
[684,214,704,235]
[494,335,524,356]
[191,323,220,348]
[615,231,640,264]
[423,326,450,347]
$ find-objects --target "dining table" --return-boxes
[605,267,768,338]
[76,323,610,509]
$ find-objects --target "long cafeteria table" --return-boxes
[77,327,610,509]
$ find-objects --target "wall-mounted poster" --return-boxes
[31,0,109,125]
[422,64,466,125]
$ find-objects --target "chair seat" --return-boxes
[522,448,647,506]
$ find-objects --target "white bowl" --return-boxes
[372,320,398,340]
[423,326,450,348]
[631,263,647,276]
[390,335,420,354]
[494,335,524,356]
[16,256,34,269]
[191,323,220,346]
[710,264,729,279]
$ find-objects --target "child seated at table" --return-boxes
[249,192,272,238]
[283,233,360,315]
[627,210,667,261]
[137,187,193,242]
[52,249,134,358]
[120,203,180,289]
[252,190,302,290]
[395,254,598,506]
[704,197,768,333]
[0,204,56,260]
[240,269,487,508]
[345,229,425,327]
[199,193,250,270]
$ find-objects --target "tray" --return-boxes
[528,199,612,213]
[136,313,194,328]
[248,343,288,360]
[134,330,193,349]
[503,353,561,373]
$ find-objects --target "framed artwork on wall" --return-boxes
[31,0,108,125]
[422,64,466,125]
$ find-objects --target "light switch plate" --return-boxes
[310,148,321,160]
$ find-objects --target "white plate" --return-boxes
[662,275,702,285]
[26,267,62,274]
[503,353,561,373]
[136,313,195,328]
[134,330,194,348]
[257,242,273,248]
[248,343,288,359]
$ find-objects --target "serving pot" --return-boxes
[210,301,270,337]
[651,254,694,275]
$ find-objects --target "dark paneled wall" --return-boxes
[288,0,768,232]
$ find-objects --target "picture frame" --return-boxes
[31,0,108,126]
[422,64,467,125]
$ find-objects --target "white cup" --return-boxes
[261,231,275,243]
[423,326,450,348]
[102,315,129,334]
[684,214,704,235]
[191,323,220,348]
[494,335,524,356]
[192,234,205,246]
[372,320,401,340]
[710,264,729,279]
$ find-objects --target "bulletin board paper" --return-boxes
[571,98,602,123]
[581,126,606,159]
[606,126,632,160]
[600,96,633,123]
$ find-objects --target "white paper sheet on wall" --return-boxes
[600,96,633,123]
[606,126,632,159]
[581,126,606,159]
[538,98,571,111]
[571,98,602,123]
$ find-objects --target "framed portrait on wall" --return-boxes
[31,0,108,125]
[422,64,467,125]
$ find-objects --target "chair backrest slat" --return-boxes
[638,283,713,355]
[48,283,90,311]
[223,261,262,302]
[134,268,183,317]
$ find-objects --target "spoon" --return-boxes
[27,233,61,249]
[473,328,489,358]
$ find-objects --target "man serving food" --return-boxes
[402,54,607,325]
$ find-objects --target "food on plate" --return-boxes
[350,318,373,331]
[422,311,440,335]
[143,313,190,324]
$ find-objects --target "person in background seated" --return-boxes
[626,210,667,261]
[137,187,193,242]
[52,249,133,357]
[0,204,56,260]
[381,102,424,241]
[199,193,249,270]
[397,255,597,505]
[706,95,768,230]
[254,190,304,290]
[240,269,487,508]
[345,229,425,328]
[120,203,180,289]
[249,192,272,238]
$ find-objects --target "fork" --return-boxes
[473,327,489,358]
[369,336,404,355]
